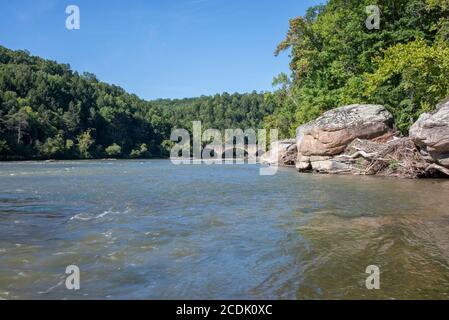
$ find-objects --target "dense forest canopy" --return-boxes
[2,0,449,160]
[0,46,273,160]
[266,0,449,136]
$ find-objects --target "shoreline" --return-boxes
[265,103,449,180]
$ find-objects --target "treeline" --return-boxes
[3,0,449,161]
[0,46,272,160]
[266,0,449,137]
[151,93,274,133]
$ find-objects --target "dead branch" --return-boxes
[426,164,449,176]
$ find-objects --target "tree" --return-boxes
[0,45,274,160]
[105,143,122,157]
[365,39,449,133]
[0,140,9,154]
[6,107,30,144]
[267,0,449,134]
[130,143,150,158]
[77,129,95,158]
[37,132,66,158]
[263,75,300,139]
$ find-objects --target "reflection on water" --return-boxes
[0,160,448,299]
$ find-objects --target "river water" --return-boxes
[0,160,448,299]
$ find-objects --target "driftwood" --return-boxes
[338,138,431,178]
[425,164,449,177]
[337,150,377,160]
[298,136,448,179]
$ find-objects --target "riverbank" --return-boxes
[264,98,449,179]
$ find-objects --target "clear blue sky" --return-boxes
[0,0,323,100]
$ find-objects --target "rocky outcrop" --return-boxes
[293,101,449,178]
[296,104,394,157]
[410,98,449,169]
[296,104,395,173]
[261,139,297,166]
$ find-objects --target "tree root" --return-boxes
[341,138,431,178]
[306,138,448,179]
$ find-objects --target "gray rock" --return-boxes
[296,104,394,157]
[296,161,311,171]
[410,98,449,168]
[260,139,297,166]
[311,160,351,173]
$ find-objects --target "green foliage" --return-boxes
[152,91,274,133]
[77,129,95,159]
[427,0,449,9]
[37,132,66,158]
[130,143,150,158]
[266,0,449,135]
[262,74,300,139]
[66,139,74,150]
[105,143,122,157]
[4,0,448,159]
[5,106,31,144]
[0,140,8,153]
[160,140,175,157]
[0,45,271,160]
[365,39,449,133]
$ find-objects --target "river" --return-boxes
[0,160,448,299]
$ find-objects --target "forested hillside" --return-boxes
[0,46,272,160]
[265,0,449,137]
[2,0,449,160]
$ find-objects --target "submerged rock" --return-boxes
[296,104,394,157]
[410,98,449,169]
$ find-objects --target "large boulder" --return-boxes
[296,104,394,157]
[410,98,449,168]
[261,139,297,166]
